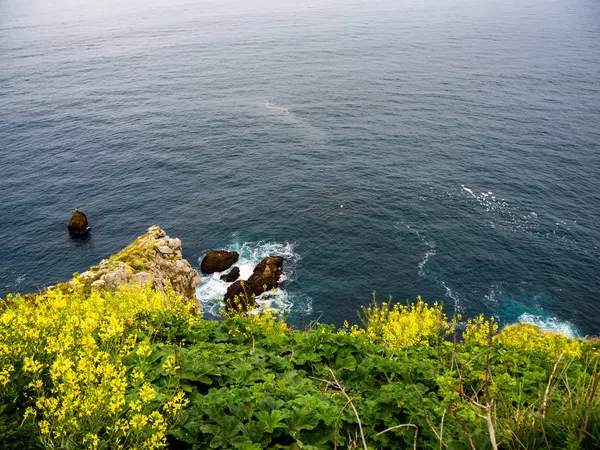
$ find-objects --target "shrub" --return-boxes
[350,294,453,349]
[0,281,194,449]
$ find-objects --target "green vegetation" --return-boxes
[1,282,599,449]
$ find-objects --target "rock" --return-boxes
[71,226,201,302]
[220,266,240,283]
[67,209,90,234]
[200,250,239,274]
[225,256,284,312]
[158,245,173,255]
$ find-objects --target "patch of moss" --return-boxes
[109,235,156,269]
[130,261,149,272]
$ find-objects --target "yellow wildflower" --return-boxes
[39,420,50,435]
[135,342,152,358]
[0,364,13,386]
[24,407,37,419]
[28,379,43,390]
[131,368,145,382]
[139,383,156,403]
[129,413,149,429]
[163,391,188,416]
[83,433,100,450]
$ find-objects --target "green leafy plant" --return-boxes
[2,284,599,449]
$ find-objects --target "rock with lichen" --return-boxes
[67,209,90,234]
[75,226,201,301]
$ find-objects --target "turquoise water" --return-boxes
[1,0,599,335]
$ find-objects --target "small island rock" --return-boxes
[67,209,90,234]
[220,266,240,283]
[225,256,284,312]
[200,250,239,274]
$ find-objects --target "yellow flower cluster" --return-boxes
[248,309,290,333]
[351,296,453,349]
[463,314,499,345]
[496,323,581,358]
[225,307,290,339]
[163,391,189,416]
[464,316,581,358]
[0,280,195,449]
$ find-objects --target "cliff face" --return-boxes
[77,226,201,301]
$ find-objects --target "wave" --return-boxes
[461,185,476,198]
[518,312,579,338]
[195,239,311,317]
[265,102,289,114]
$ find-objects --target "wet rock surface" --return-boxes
[200,250,239,274]
[220,266,240,283]
[225,256,284,312]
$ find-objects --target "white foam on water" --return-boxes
[253,289,293,313]
[403,224,437,278]
[461,184,476,197]
[464,186,508,212]
[261,100,327,142]
[265,102,289,114]
[518,312,579,338]
[294,294,314,315]
[400,223,464,312]
[418,244,436,278]
[1,271,26,293]
[440,281,463,312]
[459,184,586,251]
[484,284,502,305]
[459,184,547,237]
[195,240,311,317]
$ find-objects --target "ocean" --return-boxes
[1,0,599,335]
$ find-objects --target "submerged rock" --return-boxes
[225,256,284,312]
[67,209,90,234]
[200,250,239,274]
[76,226,201,301]
[220,266,240,283]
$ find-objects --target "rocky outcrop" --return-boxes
[67,209,90,234]
[220,266,240,283]
[200,250,239,274]
[225,256,284,312]
[77,226,201,301]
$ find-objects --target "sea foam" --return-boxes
[518,312,579,338]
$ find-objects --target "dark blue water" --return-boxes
[2,0,599,335]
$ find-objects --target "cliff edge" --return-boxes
[76,225,201,300]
